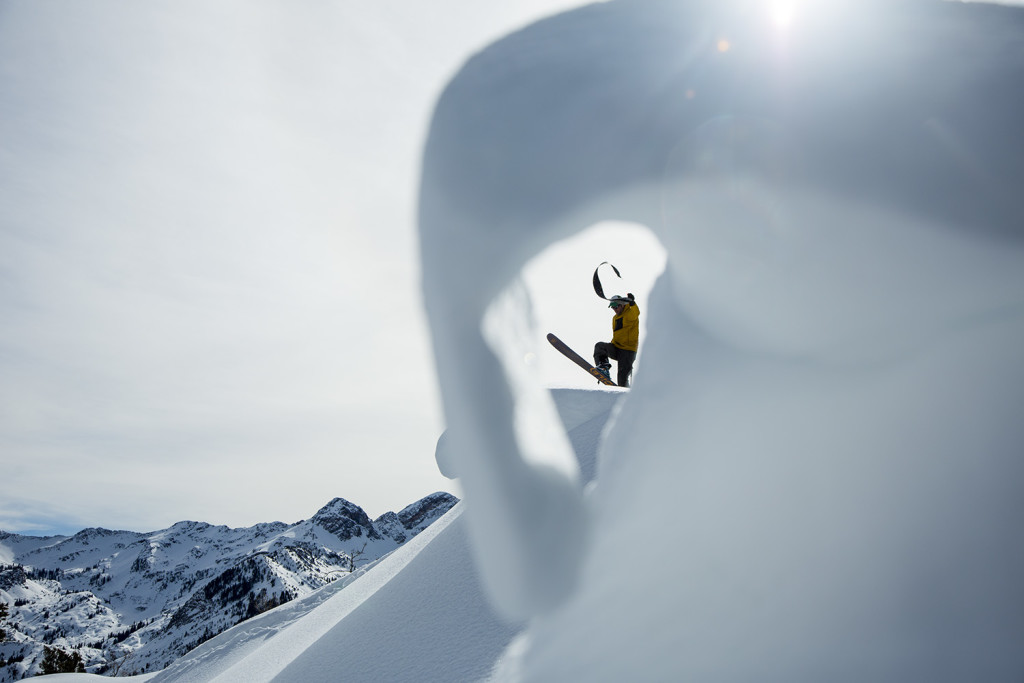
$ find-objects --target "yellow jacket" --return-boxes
[611,303,640,351]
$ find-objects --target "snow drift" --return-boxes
[419,0,1024,679]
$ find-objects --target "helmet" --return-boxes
[608,296,630,308]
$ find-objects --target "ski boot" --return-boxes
[596,363,612,382]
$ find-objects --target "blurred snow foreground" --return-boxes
[419,0,1024,679]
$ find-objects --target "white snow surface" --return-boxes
[419,0,1024,680]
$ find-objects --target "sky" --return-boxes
[0,0,672,536]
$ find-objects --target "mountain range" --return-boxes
[0,493,457,679]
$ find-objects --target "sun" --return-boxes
[769,2,797,29]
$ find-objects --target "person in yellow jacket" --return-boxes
[594,293,639,387]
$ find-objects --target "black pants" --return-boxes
[594,342,636,388]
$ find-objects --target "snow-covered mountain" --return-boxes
[0,493,457,679]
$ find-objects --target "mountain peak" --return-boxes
[314,497,364,517]
[309,498,379,542]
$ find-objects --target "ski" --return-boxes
[546,333,617,386]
